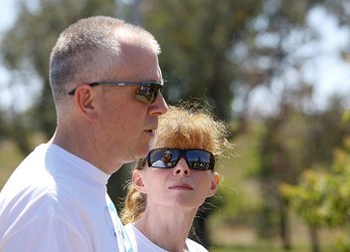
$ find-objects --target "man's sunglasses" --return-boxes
[147,148,215,171]
[68,81,163,104]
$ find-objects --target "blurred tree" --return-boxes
[282,136,350,252]
[281,111,350,252]
[233,0,350,249]
[305,97,350,166]
[141,0,263,122]
[138,0,350,131]
[258,95,306,249]
[257,91,349,248]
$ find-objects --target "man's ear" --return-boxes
[207,172,220,198]
[132,170,147,194]
[75,85,98,122]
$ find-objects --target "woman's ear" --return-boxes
[207,172,220,198]
[132,170,147,194]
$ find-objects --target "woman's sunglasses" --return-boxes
[68,81,163,104]
[147,148,215,171]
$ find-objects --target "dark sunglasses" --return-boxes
[147,148,215,171]
[68,81,163,104]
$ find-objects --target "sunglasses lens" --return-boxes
[186,150,214,170]
[149,149,179,168]
[135,84,162,104]
[148,148,215,170]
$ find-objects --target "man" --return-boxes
[0,16,168,252]
[151,150,173,167]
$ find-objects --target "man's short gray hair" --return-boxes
[49,16,160,106]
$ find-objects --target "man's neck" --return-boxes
[51,127,122,175]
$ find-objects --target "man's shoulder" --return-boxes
[0,143,76,220]
[0,178,64,220]
[1,145,59,200]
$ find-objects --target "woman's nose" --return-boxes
[174,158,190,176]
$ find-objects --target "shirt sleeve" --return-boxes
[0,214,89,252]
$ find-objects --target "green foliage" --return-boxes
[281,171,333,226]
[282,136,350,251]
[284,137,350,227]
[253,94,350,244]
[336,236,350,252]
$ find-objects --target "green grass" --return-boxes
[0,140,24,189]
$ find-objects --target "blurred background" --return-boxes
[1,0,350,251]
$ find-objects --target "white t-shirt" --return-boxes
[124,223,208,252]
[0,143,132,252]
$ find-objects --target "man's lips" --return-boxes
[168,183,194,190]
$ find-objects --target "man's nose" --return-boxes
[149,92,168,116]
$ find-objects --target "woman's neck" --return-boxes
[134,205,198,252]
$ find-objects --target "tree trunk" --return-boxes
[280,200,291,250]
[309,223,321,252]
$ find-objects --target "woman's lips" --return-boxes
[169,183,193,190]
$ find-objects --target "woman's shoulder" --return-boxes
[185,239,208,252]
[123,223,168,252]
[123,223,134,232]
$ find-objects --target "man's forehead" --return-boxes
[119,42,157,59]
[109,45,161,83]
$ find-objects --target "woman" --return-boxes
[121,105,231,252]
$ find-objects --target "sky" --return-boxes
[308,7,350,103]
[0,0,349,114]
[0,0,17,33]
[0,0,21,110]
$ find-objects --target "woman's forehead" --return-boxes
[153,139,211,151]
